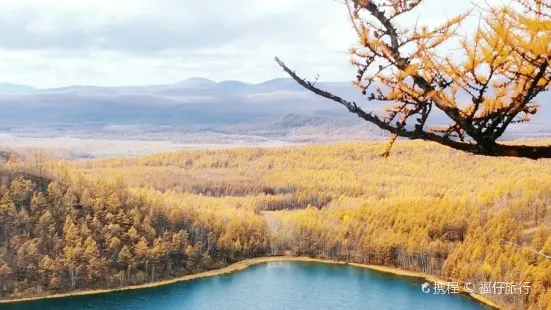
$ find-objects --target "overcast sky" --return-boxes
[0,0,492,88]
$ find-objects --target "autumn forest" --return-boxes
[0,141,548,309]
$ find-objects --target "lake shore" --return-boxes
[0,256,502,309]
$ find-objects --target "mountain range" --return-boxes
[0,78,549,144]
[0,78,361,96]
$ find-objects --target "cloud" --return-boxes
[0,0,497,88]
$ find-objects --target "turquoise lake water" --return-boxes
[0,262,491,310]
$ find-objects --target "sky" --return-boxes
[0,0,496,88]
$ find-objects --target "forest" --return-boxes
[0,140,550,309]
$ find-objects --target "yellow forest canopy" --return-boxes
[1,141,551,308]
[275,0,551,159]
[75,141,551,309]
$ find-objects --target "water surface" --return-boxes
[0,262,491,310]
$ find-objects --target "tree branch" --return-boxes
[353,0,485,144]
[274,56,551,159]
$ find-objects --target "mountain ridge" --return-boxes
[0,77,549,144]
[0,78,351,95]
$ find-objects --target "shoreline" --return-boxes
[0,256,501,309]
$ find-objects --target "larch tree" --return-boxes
[275,0,551,159]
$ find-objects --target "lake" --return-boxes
[0,262,491,310]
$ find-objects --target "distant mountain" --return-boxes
[174,77,217,89]
[0,83,37,95]
[0,78,549,142]
[0,78,358,96]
